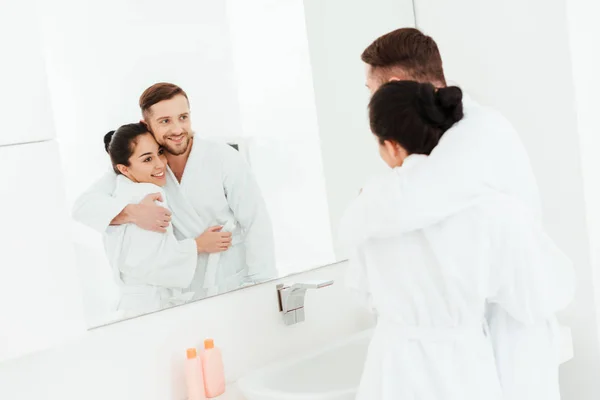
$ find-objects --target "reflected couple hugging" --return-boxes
[73,82,277,318]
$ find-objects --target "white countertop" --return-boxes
[212,384,245,400]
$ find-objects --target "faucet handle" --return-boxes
[289,280,334,291]
[276,279,334,325]
[277,279,334,311]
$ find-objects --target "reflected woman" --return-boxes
[102,123,232,317]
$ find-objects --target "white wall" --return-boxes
[0,2,56,146]
[302,0,416,258]
[0,141,85,362]
[413,0,600,398]
[567,0,600,347]
[0,1,85,362]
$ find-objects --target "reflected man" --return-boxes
[73,82,277,309]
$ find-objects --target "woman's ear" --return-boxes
[382,139,396,159]
[383,140,408,167]
[116,164,129,176]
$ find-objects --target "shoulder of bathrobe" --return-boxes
[440,92,521,149]
[191,137,241,159]
[114,175,166,204]
[197,137,247,167]
[460,93,515,131]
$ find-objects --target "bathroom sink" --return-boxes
[237,326,574,400]
[237,329,371,400]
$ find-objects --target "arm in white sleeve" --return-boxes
[72,171,126,233]
[354,108,510,241]
[483,197,570,399]
[339,199,377,314]
[105,184,198,289]
[345,246,376,314]
[117,224,198,289]
[486,196,575,323]
[221,145,277,282]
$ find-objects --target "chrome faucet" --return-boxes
[276,280,334,325]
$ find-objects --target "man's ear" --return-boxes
[140,119,151,132]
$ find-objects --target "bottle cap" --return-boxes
[204,339,214,350]
[186,348,197,359]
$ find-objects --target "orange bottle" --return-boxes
[201,339,225,398]
[185,348,206,400]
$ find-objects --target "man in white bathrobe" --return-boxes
[357,28,574,399]
[73,82,277,299]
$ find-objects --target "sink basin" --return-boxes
[238,326,574,400]
[238,329,372,400]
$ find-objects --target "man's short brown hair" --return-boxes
[139,82,189,117]
[361,28,446,86]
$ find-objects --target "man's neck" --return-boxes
[166,137,194,182]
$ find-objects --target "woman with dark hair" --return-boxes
[368,80,464,167]
[340,81,572,399]
[102,123,231,318]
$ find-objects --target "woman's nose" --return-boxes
[154,158,165,169]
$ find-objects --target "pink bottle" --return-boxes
[185,348,206,400]
[201,339,226,398]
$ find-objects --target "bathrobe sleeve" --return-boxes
[345,247,376,313]
[351,107,533,241]
[220,144,277,281]
[72,170,129,233]
[483,196,573,400]
[110,188,198,289]
[486,197,575,323]
[339,198,376,313]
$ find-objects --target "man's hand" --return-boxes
[195,226,233,254]
[111,193,172,233]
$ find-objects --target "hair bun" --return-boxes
[104,130,116,153]
[436,86,464,126]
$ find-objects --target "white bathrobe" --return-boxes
[341,155,574,400]
[73,138,277,299]
[104,175,197,318]
[342,95,575,400]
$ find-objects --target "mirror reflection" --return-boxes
[39,0,349,327]
[79,84,278,319]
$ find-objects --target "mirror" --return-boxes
[38,0,392,328]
